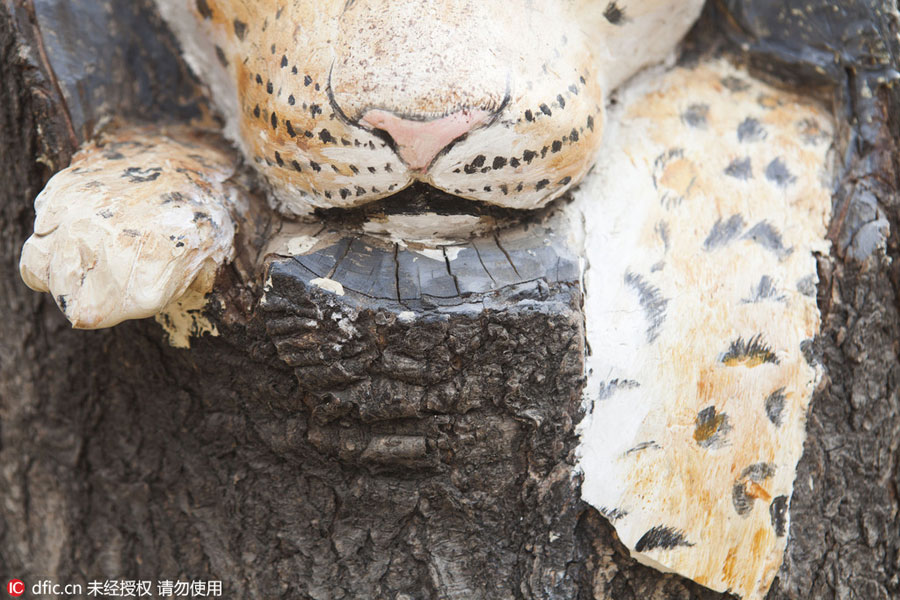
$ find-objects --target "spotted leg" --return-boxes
[576,59,834,599]
[20,126,239,329]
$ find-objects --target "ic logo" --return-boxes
[6,580,24,597]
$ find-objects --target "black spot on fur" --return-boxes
[233,19,247,41]
[765,388,786,426]
[743,221,792,258]
[492,156,507,170]
[536,179,549,190]
[765,157,796,186]
[196,0,212,19]
[339,188,350,199]
[304,75,313,86]
[703,214,745,250]
[624,271,668,343]
[600,507,628,521]
[603,2,626,24]
[464,155,486,174]
[656,221,670,249]
[310,161,321,172]
[597,379,640,401]
[738,117,767,142]
[522,150,537,164]
[291,160,302,172]
[682,104,709,128]
[626,441,660,455]
[539,103,552,116]
[274,151,284,167]
[733,464,776,516]
[558,176,571,185]
[319,129,335,144]
[742,463,776,481]
[524,110,534,121]
[214,45,228,67]
[286,120,295,137]
[721,334,779,366]
[742,275,785,303]
[552,140,562,153]
[725,157,753,180]
[770,496,788,536]
[694,406,732,449]
[159,192,185,206]
[280,55,288,68]
[557,94,566,109]
[635,526,693,552]
[122,167,162,183]
[733,482,754,516]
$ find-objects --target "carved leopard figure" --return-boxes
[18,2,837,598]
[21,0,704,328]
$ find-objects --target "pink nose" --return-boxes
[360,108,492,171]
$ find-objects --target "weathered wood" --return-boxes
[28,0,208,139]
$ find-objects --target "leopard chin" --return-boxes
[153,0,705,217]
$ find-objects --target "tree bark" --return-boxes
[1,1,898,599]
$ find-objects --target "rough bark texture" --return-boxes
[1,1,898,599]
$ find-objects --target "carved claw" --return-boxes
[20,126,239,329]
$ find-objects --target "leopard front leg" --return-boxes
[20,126,240,329]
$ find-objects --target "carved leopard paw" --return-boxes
[20,126,239,329]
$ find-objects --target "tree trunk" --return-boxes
[1,1,898,599]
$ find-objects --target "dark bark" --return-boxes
[0,1,898,599]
